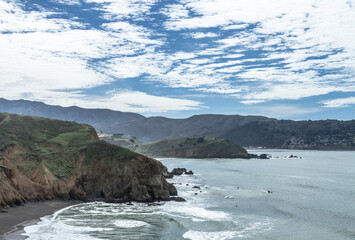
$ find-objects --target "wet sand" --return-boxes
[0,200,82,239]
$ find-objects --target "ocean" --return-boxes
[22,150,355,239]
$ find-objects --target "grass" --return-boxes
[82,141,135,166]
[0,112,140,179]
[49,127,94,147]
[136,137,247,157]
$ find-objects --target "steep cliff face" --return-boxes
[0,113,176,208]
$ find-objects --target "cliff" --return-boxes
[0,113,176,208]
[135,137,249,158]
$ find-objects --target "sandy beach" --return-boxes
[0,200,82,239]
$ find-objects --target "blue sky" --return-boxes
[0,0,354,120]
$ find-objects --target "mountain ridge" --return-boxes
[1,98,354,150]
[0,98,272,142]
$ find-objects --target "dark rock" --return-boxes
[105,197,130,203]
[168,183,178,196]
[146,202,163,206]
[194,193,198,195]
[193,186,200,189]
[169,197,186,202]
[259,154,270,159]
[247,154,258,159]
[162,166,174,178]
[171,168,187,175]
[185,170,194,175]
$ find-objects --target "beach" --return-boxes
[0,200,81,239]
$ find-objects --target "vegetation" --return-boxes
[224,120,355,149]
[0,112,175,207]
[98,133,142,151]
[0,112,136,178]
[136,137,248,158]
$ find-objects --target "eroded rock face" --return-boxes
[0,143,176,208]
[79,154,173,202]
[0,113,178,208]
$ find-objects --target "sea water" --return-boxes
[22,150,355,239]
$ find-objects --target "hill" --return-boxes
[0,98,272,142]
[1,98,354,150]
[135,137,249,158]
[0,113,176,208]
[225,120,355,150]
[98,133,142,151]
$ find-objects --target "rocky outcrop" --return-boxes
[0,144,177,208]
[0,113,178,208]
[170,168,194,176]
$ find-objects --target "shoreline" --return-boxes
[0,200,82,239]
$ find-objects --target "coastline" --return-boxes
[0,200,82,240]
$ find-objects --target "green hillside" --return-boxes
[224,120,355,150]
[0,113,133,178]
[136,137,248,158]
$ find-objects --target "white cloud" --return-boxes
[248,105,320,118]
[1,0,355,116]
[322,97,355,108]
[0,1,82,33]
[160,0,355,104]
[53,0,81,5]
[84,0,157,20]
[161,4,190,20]
[189,32,219,39]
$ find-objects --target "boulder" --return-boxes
[185,170,194,175]
[171,168,187,175]
[169,197,186,202]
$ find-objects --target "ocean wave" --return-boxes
[113,220,149,228]
[183,230,243,240]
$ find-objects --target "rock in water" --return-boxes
[171,168,194,175]
[171,168,187,175]
[169,197,186,202]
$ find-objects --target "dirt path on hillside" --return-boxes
[0,116,9,125]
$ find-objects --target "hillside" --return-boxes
[98,133,142,151]
[224,120,355,150]
[0,98,272,142]
[1,98,354,150]
[0,113,176,208]
[135,137,249,158]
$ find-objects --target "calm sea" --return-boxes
[22,150,355,239]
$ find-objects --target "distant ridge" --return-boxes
[0,98,354,150]
[0,98,272,142]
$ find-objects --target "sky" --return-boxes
[0,0,355,120]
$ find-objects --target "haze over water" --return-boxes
[23,150,355,239]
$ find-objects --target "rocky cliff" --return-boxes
[0,113,176,208]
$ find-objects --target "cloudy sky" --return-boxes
[1,0,354,119]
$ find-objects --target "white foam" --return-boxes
[167,206,229,221]
[113,219,149,228]
[23,221,109,240]
[183,230,243,240]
